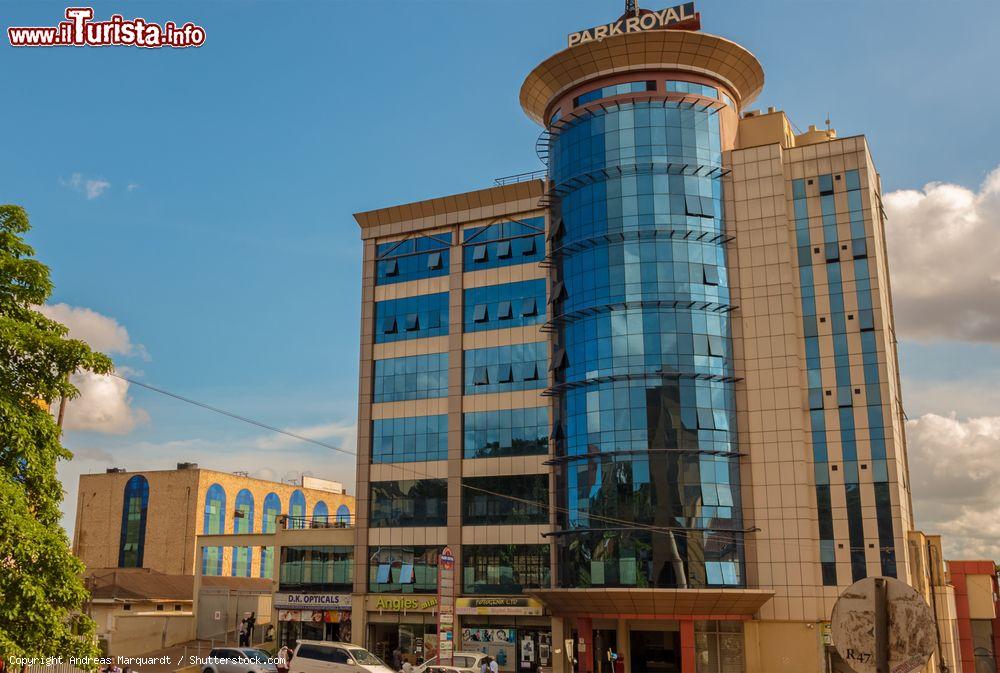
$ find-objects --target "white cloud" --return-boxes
[885,166,1000,342]
[59,370,150,434]
[907,413,1000,559]
[252,420,357,453]
[38,303,149,434]
[60,172,111,200]
[126,183,140,192]
[38,303,148,359]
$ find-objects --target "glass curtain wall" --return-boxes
[548,96,744,588]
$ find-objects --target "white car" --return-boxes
[202,648,279,673]
[413,653,490,673]
[289,641,395,673]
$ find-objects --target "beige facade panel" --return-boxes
[462,454,549,477]
[461,525,550,545]
[370,397,449,420]
[463,325,547,350]
[367,527,448,547]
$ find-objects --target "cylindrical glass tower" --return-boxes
[547,86,742,589]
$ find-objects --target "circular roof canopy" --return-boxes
[520,29,765,125]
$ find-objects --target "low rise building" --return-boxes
[73,463,354,578]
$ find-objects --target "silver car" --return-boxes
[413,653,490,673]
[202,648,279,673]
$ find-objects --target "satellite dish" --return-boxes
[830,576,936,673]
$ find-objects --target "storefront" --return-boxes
[275,592,352,648]
[457,598,552,673]
[366,595,440,667]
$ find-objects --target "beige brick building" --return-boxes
[73,464,354,579]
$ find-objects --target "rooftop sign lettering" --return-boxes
[567,3,698,47]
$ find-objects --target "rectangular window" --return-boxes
[825,242,840,263]
[665,80,719,98]
[372,415,448,464]
[369,479,448,528]
[374,293,448,343]
[461,544,550,595]
[573,81,655,107]
[852,237,868,258]
[376,234,451,285]
[703,265,719,286]
[462,474,548,526]
[463,217,545,271]
[818,174,835,195]
[464,279,546,333]
[279,546,354,592]
[464,343,547,394]
[368,546,439,593]
[464,407,549,459]
[373,353,448,403]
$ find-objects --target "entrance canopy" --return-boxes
[526,588,773,618]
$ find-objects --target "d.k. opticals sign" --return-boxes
[567,3,697,47]
[273,593,352,610]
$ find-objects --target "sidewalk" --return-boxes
[129,640,214,673]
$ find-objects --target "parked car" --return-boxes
[288,641,395,673]
[413,653,490,673]
[202,648,279,673]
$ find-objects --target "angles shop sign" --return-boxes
[568,3,699,47]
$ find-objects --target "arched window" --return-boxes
[118,475,149,568]
[202,484,226,576]
[260,493,281,579]
[313,501,329,526]
[231,489,254,577]
[335,504,352,527]
[289,490,306,529]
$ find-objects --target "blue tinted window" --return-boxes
[464,279,546,332]
[232,489,255,577]
[369,546,439,593]
[462,544,550,595]
[464,407,549,459]
[289,489,306,529]
[370,480,447,528]
[376,233,451,285]
[374,353,448,402]
[574,80,656,107]
[665,80,719,98]
[202,483,225,576]
[464,342,547,394]
[372,414,448,464]
[260,492,281,578]
[118,475,149,568]
[375,293,449,343]
[463,217,545,271]
[463,475,548,525]
[280,545,353,592]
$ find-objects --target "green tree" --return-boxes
[0,205,112,662]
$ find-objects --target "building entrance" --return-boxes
[629,630,681,673]
[593,629,618,673]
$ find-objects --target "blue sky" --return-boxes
[4,1,1000,555]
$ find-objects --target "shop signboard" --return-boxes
[274,592,352,610]
[567,3,698,47]
[456,598,544,616]
[368,595,439,612]
[438,547,456,666]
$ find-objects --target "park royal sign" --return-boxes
[567,3,697,47]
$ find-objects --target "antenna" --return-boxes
[825,112,831,131]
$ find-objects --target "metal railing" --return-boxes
[494,169,547,186]
[281,514,355,530]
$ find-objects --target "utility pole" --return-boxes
[874,578,889,673]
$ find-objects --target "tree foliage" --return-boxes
[0,205,113,660]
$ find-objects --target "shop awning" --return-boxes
[525,588,774,618]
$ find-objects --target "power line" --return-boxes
[114,372,855,553]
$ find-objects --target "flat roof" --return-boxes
[353,180,544,239]
[520,30,765,125]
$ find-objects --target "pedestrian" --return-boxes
[392,648,402,672]
[239,618,248,647]
[247,612,257,645]
[480,657,490,673]
[489,656,499,673]
[277,645,291,673]
[402,660,413,673]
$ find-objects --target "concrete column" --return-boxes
[552,616,567,673]
[350,600,366,646]
[576,617,593,673]
[616,619,629,673]
[680,620,695,673]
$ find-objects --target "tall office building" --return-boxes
[351,6,915,673]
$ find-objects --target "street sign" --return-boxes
[438,547,456,667]
[830,577,936,673]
